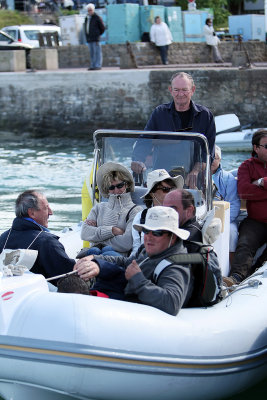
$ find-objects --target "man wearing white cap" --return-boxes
[74,206,193,315]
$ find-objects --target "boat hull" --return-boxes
[1,266,267,400]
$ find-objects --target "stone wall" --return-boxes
[58,41,267,68]
[0,68,266,137]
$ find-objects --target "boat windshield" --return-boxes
[93,130,212,216]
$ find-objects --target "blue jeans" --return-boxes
[86,245,120,257]
[88,42,102,69]
[157,45,168,64]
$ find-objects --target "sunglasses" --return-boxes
[108,182,125,191]
[155,186,173,193]
[142,228,168,237]
[258,144,267,149]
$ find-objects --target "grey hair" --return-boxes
[86,2,95,11]
[170,72,195,88]
[15,190,42,218]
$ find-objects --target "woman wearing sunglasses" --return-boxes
[130,169,184,256]
[81,162,143,256]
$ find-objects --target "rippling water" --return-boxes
[0,137,250,234]
[1,137,267,399]
[0,137,94,234]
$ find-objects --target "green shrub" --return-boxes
[0,10,34,29]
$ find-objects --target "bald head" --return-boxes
[163,189,195,226]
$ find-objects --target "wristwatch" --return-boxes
[257,178,263,187]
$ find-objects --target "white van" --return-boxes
[2,25,62,48]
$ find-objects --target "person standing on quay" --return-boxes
[150,16,173,65]
[84,3,105,71]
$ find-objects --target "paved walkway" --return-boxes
[23,61,267,74]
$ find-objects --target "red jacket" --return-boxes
[237,157,267,223]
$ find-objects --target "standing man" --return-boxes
[84,3,105,71]
[224,129,267,287]
[0,190,75,279]
[131,72,216,184]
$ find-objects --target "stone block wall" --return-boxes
[0,68,266,137]
[58,42,267,68]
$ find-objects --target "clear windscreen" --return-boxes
[95,132,211,217]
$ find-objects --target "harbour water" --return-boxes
[0,136,267,399]
[0,136,251,234]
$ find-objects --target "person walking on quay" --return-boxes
[150,16,173,65]
[84,3,105,70]
[203,18,224,63]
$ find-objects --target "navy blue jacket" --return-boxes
[0,218,75,279]
[145,100,215,157]
[132,101,215,171]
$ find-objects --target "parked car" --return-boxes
[2,25,62,48]
[0,29,33,68]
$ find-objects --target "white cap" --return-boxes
[134,206,190,240]
[141,169,184,198]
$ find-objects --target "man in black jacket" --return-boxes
[0,190,75,279]
[84,3,105,70]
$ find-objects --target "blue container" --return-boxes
[165,6,184,42]
[228,14,265,41]
[140,5,165,34]
[96,8,107,44]
[107,4,140,44]
[182,10,208,42]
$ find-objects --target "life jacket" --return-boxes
[153,241,223,307]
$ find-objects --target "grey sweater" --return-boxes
[81,192,142,255]
[95,240,193,315]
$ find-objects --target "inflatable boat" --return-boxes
[1,130,267,400]
[1,262,267,400]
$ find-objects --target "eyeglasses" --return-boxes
[142,228,168,237]
[172,88,191,93]
[257,144,267,149]
[155,186,173,193]
[108,182,125,191]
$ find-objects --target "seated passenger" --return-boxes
[81,162,143,256]
[224,129,267,287]
[74,207,192,315]
[163,189,202,243]
[211,145,240,264]
[131,169,184,255]
[0,190,75,281]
